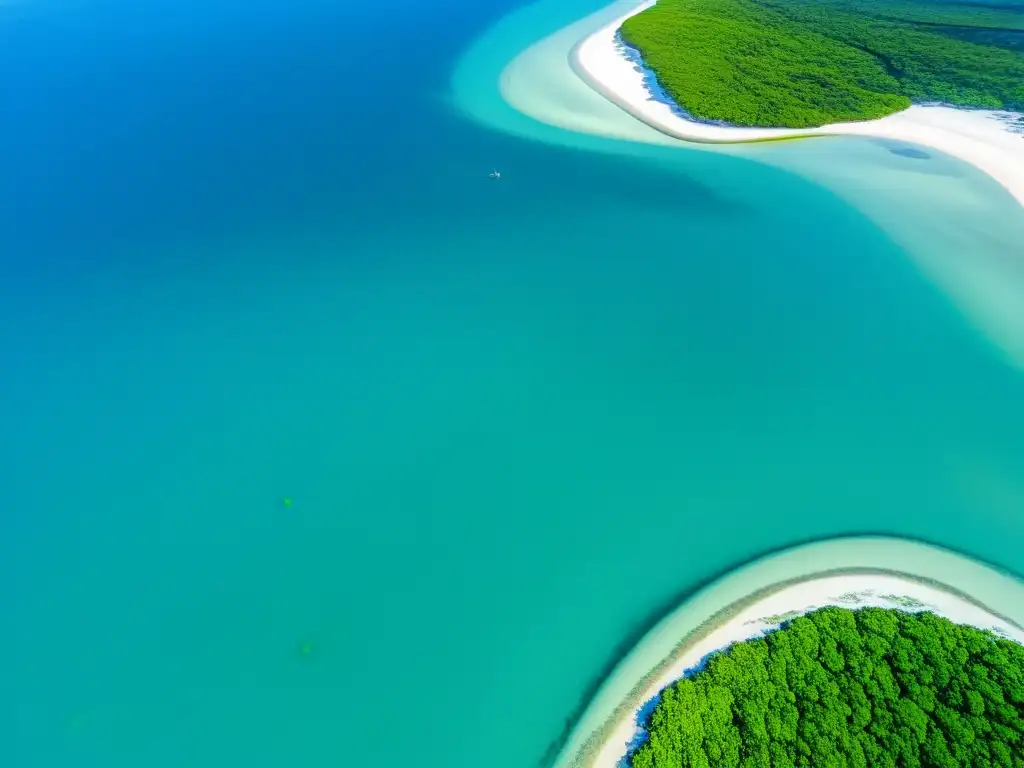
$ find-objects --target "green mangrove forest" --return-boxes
[619,0,1024,127]
[632,606,1024,768]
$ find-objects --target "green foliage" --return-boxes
[792,0,1024,33]
[631,607,1024,768]
[619,0,1024,127]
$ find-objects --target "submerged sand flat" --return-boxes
[573,0,1024,208]
[447,9,1024,768]
[455,0,1024,371]
[554,538,1024,768]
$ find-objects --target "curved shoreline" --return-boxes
[552,538,1024,768]
[569,0,1024,207]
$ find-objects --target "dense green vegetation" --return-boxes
[802,0,1024,33]
[619,0,1024,127]
[631,607,1024,768]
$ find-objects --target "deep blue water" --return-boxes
[4,1,1024,767]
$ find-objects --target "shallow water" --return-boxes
[3,1,1024,767]
[475,0,1024,369]
[556,538,1024,768]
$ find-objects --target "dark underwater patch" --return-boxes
[889,146,932,160]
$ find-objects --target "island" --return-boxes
[632,606,1024,767]
[552,564,1024,768]
[569,0,1024,207]
[618,0,1024,129]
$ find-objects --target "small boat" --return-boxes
[488,169,501,180]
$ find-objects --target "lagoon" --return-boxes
[3,1,1024,767]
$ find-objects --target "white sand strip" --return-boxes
[457,0,1024,371]
[553,537,1024,768]
[588,573,1023,768]
[571,0,1024,207]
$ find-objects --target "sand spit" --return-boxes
[552,538,1024,768]
[571,0,1024,207]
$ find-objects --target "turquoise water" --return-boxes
[3,1,1023,767]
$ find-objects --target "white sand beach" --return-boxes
[460,0,1024,369]
[587,573,1024,768]
[572,0,1024,207]
[553,537,1024,768]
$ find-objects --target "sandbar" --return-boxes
[554,538,1024,768]
[571,0,1024,207]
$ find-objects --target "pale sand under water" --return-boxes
[444,8,1024,768]
[572,0,1024,208]
[473,0,1024,371]
[554,538,1024,768]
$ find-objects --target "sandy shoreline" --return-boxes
[571,0,1024,207]
[551,538,1024,768]
[577,571,1023,768]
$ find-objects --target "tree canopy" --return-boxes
[619,0,1024,127]
[631,606,1024,768]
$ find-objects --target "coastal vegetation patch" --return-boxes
[619,0,1024,127]
[631,606,1024,767]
